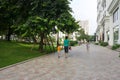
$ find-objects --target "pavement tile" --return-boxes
[0,44,120,80]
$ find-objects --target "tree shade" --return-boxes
[0,0,80,52]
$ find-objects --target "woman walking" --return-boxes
[64,36,70,58]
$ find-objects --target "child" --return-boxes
[57,44,61,58]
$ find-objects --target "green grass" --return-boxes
[0,41,54,68]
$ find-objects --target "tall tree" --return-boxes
[57,12,79,34]
[22,0,73,51]
[0,0,79,52]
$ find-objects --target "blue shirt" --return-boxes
[64,39,69,46]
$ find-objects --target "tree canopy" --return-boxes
[0,0,80,52]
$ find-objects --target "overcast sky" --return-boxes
[69,0,97,35]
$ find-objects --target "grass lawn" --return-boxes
[0,41,55,68]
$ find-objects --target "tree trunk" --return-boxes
[48,35,56,53]
[31,36,37,51]
[6,26,11,41]
[39,32,44,52]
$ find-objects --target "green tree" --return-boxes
[76,28,89,41]
[0,0,35,40]
[0,0,79,52]
[0,0,17,40]
[57,13,79,34]
[17,0,73,52]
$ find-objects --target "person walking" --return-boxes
[64,36,70,58]
[86,40,90,52]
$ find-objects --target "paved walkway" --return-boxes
[0,44,120,80]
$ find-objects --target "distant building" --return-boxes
[54,20,90,42]
[70,20,89,41]
[79,20,89,35]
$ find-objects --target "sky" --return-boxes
[69,0,97,35]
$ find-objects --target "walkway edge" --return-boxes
[0,53,55,71]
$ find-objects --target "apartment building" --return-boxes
[79,20,89,35]
[96,0,120,46]
[71,20,89,41]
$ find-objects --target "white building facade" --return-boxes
[79,20,89,35]
[72,20,89,41]
[96,0,120,46]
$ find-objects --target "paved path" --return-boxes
[0,44,120,80]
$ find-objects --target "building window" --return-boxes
[114,27,119,44]
[102,0,106,10]
[107,31,109,41]
[113,8,119,23]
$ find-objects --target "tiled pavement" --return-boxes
[0,44,120,80]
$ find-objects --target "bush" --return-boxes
[95,43,99,45]
[112,44,120,50]
[70,41,78,46]
[100,42,108,46]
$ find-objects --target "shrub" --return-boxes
[100,42,108,46]
[70,41,78,46]
[112,44,120,50]
[95,43,99,45]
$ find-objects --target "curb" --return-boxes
[0,52,55,71]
